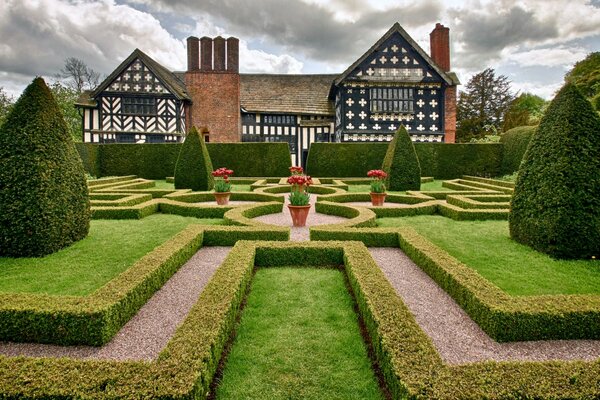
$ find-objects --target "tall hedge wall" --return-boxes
[75,142,291,178]
[499,125,537,175]
[306,142,503,179]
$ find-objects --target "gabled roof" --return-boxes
[333,23,458,87]
[240,74,337,115]
[92,49,190,100]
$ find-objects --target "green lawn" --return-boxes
[153,179,175,189]
[347,179,450,193]
[0,215,223,296]
[215,267,383,400]
[377,216,600,296]
[153,180,252,192]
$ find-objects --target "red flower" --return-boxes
[367,169,387,179]
[289,166,304,175]
[287,174,312,186]
[212,167,234,177]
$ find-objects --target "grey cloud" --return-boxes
[127,0,442,64]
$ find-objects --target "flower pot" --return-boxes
[214,192,231,205]
[370,192,386,206]
[288,204,311,227]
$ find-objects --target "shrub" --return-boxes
[306,142,388,177]
[208,143,291,177]
[510,83,600,259]
[0,77,90,257]
[174,127,214,191]
[499,125,537,174]
[381,126,421,191]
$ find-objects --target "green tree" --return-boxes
[0,87,14,128]
[174,127,214,191]
[381,126,421,191]
[49,82,82,142]
[565,52,600,110]
[509,83,600,259]
[456,68,515,142]
[0,77,90,257]
[502,93,547,131]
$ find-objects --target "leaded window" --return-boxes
[122,97,156,115]
[369,88,414,113]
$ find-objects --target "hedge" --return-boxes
[499,125,537,174]
[305,142,503,178]
[0,77,90,257]
[1,241,599,398]
[174,127,214,191]
[381,126,421,190]
[76,143,292,179]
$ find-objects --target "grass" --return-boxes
[347,179,451,193]
[153,180,251,192]
[0,215,223,296]
[377,216,600,296]
[215,267,383,400]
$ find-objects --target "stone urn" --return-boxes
[288,204,311,227]
[214,192,231,205]
[370,192,386,206]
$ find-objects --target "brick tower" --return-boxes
[185,36,241,142]
[430,23,457,143]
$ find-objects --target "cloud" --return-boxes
[505,46,589,69]
[511,80,562,100]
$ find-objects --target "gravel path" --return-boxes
[193,201,258,205]
[370,247,600,365]
[254,195,347,241]
[0,246,230,361]
[345,201,414,208]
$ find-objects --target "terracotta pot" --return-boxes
[288,204,311,227]
[370,192,386,206]
[214,192,231,205]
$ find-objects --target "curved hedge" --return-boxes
[0,77,90,257]
[381,126,421,191]
[510,83,600,259]
[499,125,536,174]
[174,128,214,191]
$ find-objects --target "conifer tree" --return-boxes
[174,127,214,191]
[0,77,90,257]
[509,83,600,259]
[381,126,421,191]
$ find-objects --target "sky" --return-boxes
[1,0,599,100]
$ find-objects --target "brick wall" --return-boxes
[444,86,457,143]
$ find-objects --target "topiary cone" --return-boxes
[174,127,214,191]
[381,125,421,191]
[509,83,600,259]
[0,77,90,257]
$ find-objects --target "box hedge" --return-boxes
[499,125,537,174]
[306,142,503,178]
[174,128,214,191]
[381,126,421,190]
[0,77,90,257]
[77,142,292,179]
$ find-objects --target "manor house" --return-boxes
[76,23,460,165]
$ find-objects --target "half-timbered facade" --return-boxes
[77,22,459,166]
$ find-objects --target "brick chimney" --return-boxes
[430,23,456,143]
[185,36,241,142]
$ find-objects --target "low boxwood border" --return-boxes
[1,241,598,399]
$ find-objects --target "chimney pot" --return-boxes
[200,37,213,71]
[187,36,199,72]
[429,23,450,72]
[226,37,239,73]
[213,36,226,71]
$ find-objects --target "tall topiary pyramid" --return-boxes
[0,77,90,258]
[174,127,214,191]
[381,126,421,191]
[509,83,600,259]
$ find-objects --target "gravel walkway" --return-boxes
[0,246,231,361]
[345,201,414,208]
[370,247,600,365]
[193,201,258,205]
[254,195,347,241]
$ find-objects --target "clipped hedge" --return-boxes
[499,125,537,174]
[510,83,600,259]
[174,128,214,191]
[0,77,90,257]
[76,143,292,179]
[306,142,503,178]
[381,126,421,190]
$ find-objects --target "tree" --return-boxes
[381,126,421,191]
[509,83,600,259]
[0,87,14,128]
[565,52,600,110]
[49,82,82,142]
[174,127,214,191]
[502,93,547,131]
[456,68,515,142]
[57,57,101,93]
[0,77,90,257]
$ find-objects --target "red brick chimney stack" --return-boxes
[429,23,450,71]
[187,37,200,71]
[185,36,241,142]
[430,23,456,143]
